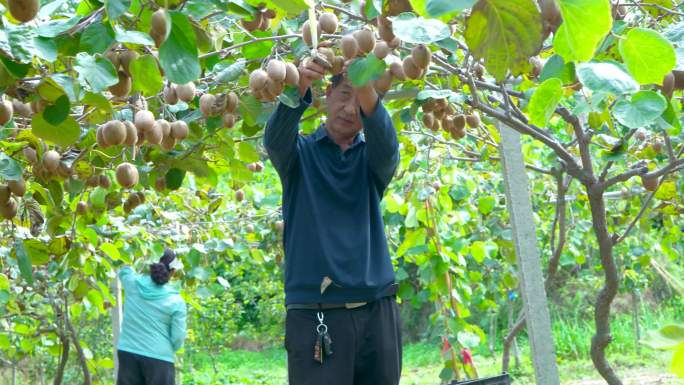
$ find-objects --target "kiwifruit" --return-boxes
[223,113,236,128]
[56,163,72,178]
[103,120,126,145]
[341,35,359,60]
[86,175,99,187]
[150,9,168,47]
[652,140,663,153]
[374,70,393,94]
[235,189,245,202]
[199,93,217,117]
[319,12,338,34]
[249,70,269,92]
[134,110,155,133]
[135,191,146,203]
[8,178,25,197]
[43,150,60,172]
[318,47,335,67]
[389,62,405,81]
[422,113,434,129]
[466,113,480,128]
[454,114,467,131]
[170,120,189,140]
[123,121,138,146]
[163,86,178,105]
[450,127,466,140]
[105,50,120,69]
[154,176,166,192]
[388,37,401,49]
[119,50,139,75]
[435,98,447,110]
[275,220,284,232]
[96,126,109,148]
[302,20,321,47]
[434,108,446,120]
[354,28,375,54]
[175,82,196,102]
[411,44,431,69]
[109,71,132,98]
[267,60,287,82]
[0,198,17,220]
[373,41,390,60]
[258,16,270,31]
[0,185,9,203]
[446,104,456,115]
[225,92,239,113]
[242,12,263,32]
[635,130,647,141]
[127,193,141,207]
[402,57,422,80]
[641,175,658,192]
[145,121,164,145]
[378,22,395,42]
[99,175,111,189]
[116,163,139,188]
[423,98,436,112]
[266,77,284,96]
[331,56,345,75]
[8,0,39,23]
[255,162,263,172]
[76,201,88,215]
[30,98,46,114]
[264,8,276,19]
[22,147,37,164]
[474,63,485,79]
[0,100,14,126]
[442,116,455,131]
[540,0,562,35]
[160,134,176,151]
[673,70,684,90]
[529,56,542,78]
[12,99,31,117]
[662,72,675,99]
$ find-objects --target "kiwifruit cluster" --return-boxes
[0,177,25,220]
[249,59,300,102]
[86,174,113,189]
[8,0,39,23]
[402,44,431,80]
[376,16,401,49]
[302,12,339,47]
[123,191,146,213]
[421,98,480,141]
[246,162,264,172]
[0,99,13,126]
[116,162,139,189]
[105,48,139,98]
[199,91,240,128]
[242,4,278,32]
[163,82,196,105]
[150,9,168,48]
[29,150,75,181]
[96,111,189,152]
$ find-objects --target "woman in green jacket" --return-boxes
[117,249,187,385]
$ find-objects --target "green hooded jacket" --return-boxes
[117,266,187,363]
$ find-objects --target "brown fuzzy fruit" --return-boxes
[662,72,675,100]
[466,113,480,128]
[157,119,171,137]
[175,82,196,102]
[8,178,25,197]
[378,23,395,42]
[235,189,245,202]
[86,175,99,187]
[116,163,139,188]
[402,57,422,80]
[134,110,155,133]
[103,120,127,145]
[164,86,178,105]
[450,127,466,140]
[119,50,139,75]
[275,220,284,232]
[0,185,9,203]
[150,9,168,47]
[283,63,300,87]
[341,35,359,60]
[641,175,658,192]
[652,140,663,153]
[373,41,390,60]
[673,70,684,90]
[389,62,405,81]
[0,100,14,126]
[266,77,284,96]
[99,175,111,189]
[170,120,189,140]
[258,16,270,31]
[442,116,455,131]
[109,71,132,98]
[106,50,120,69]
[318,47,335,67]
[30,99,46,114]
[155,176,166,192]
[223,113,236,128]
[474,63,485,79]
[8,0,39,23]
[411,44,431,69]
[161,135,176,151]
[454,114,467,131]
[76,201,88,215]
[354,29,375,54]
[12,100,31,117]
[434,108,446,120]
[0,198,17,220]
[22,147,37,164]
[249,70,269,92]
[242,12,262,32]
[331,56,345,76]
[374,70,393,94]
[422,113,434,129]
[319,12,338,34]
[123,121,138,146]
[145,121,164,145]
[302,20,321,47]
[226,92,239,113]
[43,150,60,172]
[96,126,109,148]
[199,93,217,117]
[529,56,542,78]
[388,37,401,49]
[267,60,287,82]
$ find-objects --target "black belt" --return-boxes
[286,283,398,310]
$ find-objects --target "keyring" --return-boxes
[317,323,328,334]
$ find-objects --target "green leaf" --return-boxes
[364,0,382,19]
[43,95,70,126]
[215,59,246,83]
[614,91,667,129]
[80,22,115,55]
[348,54,386,87]
[464,0,543,81]
[241,30,275,59]
[664,21,684,44]
[165,168,186,190]
[86,289,105,313]
[539,54,575,84]
[51,74,79,102]
[82,92,113,123]
[426,0,474,17]
[277,85,300,109]
[643,324,684,349]
[238,142,259,163]
[238,94,262,126]
[528,78,563,127]
[74,52,119,93]
[0,57,29,79]
[159,12,201,84]
[15,240,33,285]
[470,241,486,263]
[31,113,81,147]
[35,16,80,38]
[6,24,37,63]
[33,36,57,62]
[554,0,612,63]
[390,12,452,44]
[130,54,163,96]
[674,344,684,378]
[105,0,131,19]
[0,152,22,180]
[0,274,8,291]
[619,28,676,85]
[100,243,120,260]
[576,62,639,94]
[265,0,312,16]
[114,25,155,45]
[23,240,50,265]
[477,196,496,215]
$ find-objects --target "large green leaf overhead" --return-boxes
[159,12,201,84]
[464,0,543,81]
[619,28,676,86]
[613,91,667,129]
[554,0,612,63]
[73,52,119,93]
[576,62,639,95]
[391,12,452,44]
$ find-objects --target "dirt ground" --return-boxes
[566,369,684,385]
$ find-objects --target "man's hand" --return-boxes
[298,59,326,96]
[342,59,379,116]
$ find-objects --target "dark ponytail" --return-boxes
[150,248,176,285]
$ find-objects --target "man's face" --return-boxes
[326,79,362,138]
